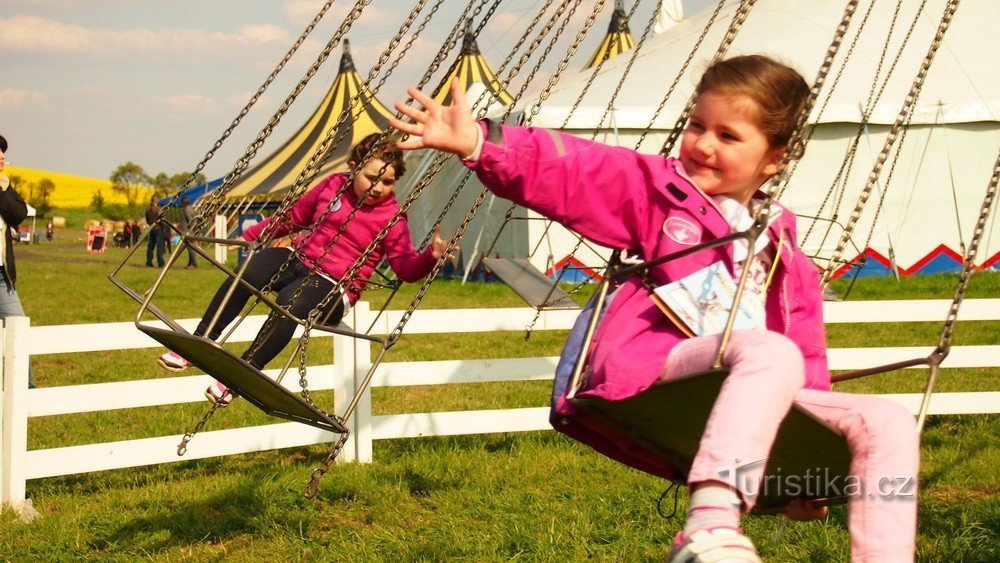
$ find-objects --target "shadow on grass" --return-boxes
[92,467,299,552]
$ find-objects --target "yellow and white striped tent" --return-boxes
[584,0,635,69]
[432,29,515,107]
[224,40,395,201]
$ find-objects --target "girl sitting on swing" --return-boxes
[391,56,919,562]
[158,134,451,406]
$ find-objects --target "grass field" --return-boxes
[2,238,998,560]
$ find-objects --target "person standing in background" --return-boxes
[144,196,165,267]
[0,134,36,388]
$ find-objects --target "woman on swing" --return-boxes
[158,134,451,406]
[391,56,919,562]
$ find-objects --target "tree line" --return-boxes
[94,162,206,220]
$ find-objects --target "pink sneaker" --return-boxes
[667,527,761,562]
[204,380,233,406]
[157,350,191,372]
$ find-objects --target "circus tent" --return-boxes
[584,0,636,69]
[431,28,515,108]
[223,40,395,202]
[500,0,1000,278]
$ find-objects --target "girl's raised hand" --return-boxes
[430,225,457,262]
[391,78,480,157]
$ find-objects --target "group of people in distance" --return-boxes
[154,55,918,562]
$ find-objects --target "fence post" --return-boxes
[352,301,374,463]
[1,316,40,521]
[333,301,374,464]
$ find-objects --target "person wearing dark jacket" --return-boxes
[0,134,35,388]
[144,197,166,267]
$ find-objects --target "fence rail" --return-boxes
[3,299,1000,515]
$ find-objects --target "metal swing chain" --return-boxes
[174,0,454,452]
[774,0,885,199]
[304,432,351,498]
[302,5,598,489]
[820,0,961,284]
[176,399,228,456]
[382,0,608,350]
[111,0,340,283]
[634,0,727,150]
[237,0,479,369]
[913,149,999,433]
[291,2,502,431]
[373,0,583,265]
[659,0,758,157]
[307,1,638,496]
[711,0,861,368]
[197,0,373,216]
[134,0,339,229]
[556,0,645,130]
[307,0,598,374]
[232,0,441,366]
[413,0,570,252]
[522,0,662,334]
[399,0,598,269]
[587,0,669,140]
[410,1,605,339]
[799,0,920,249]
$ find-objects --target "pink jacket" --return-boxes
[242,173,437,304]
[466,122,831,477]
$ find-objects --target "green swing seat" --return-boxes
[140,325,347,434]
[571,369,853,514]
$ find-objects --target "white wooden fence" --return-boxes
[2,299,999,518]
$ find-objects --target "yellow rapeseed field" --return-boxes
[3,166,154,208]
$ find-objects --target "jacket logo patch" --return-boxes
[662,217,702,246]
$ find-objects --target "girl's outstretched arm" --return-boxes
[390,78,480,159]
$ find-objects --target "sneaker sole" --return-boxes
[157,358,190,373]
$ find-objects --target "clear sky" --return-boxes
[3,0,715,181]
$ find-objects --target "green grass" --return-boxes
[2,238,998,560]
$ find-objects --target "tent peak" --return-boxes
[460,27,481,57]
[610,1,631,34]
[339,39,355,74]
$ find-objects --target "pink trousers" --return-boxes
[662,330,919,562]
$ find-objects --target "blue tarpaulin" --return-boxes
[159,178,223,207]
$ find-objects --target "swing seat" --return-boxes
[139,325,348,434]
[481,257,580,310]
[571,369,852,514]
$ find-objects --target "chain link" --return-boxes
[634,0,727,150]
[304,431,350,498]
[820,0,960,283]
[176,399,229,456]
[934,149,997,356]
[800,0,919,248]
[659,0,758,156]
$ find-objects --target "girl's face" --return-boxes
[0,147,6,172]
[349,157,397,205]
[679,89,783,205]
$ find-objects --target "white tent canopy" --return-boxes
[525,0,999,129]
[500,0,1000,276]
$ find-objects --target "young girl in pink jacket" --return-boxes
[391,56,919,562]
[158,134,450,405]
